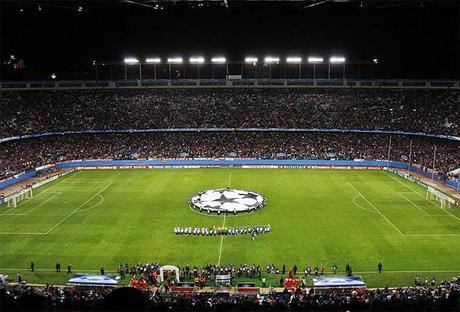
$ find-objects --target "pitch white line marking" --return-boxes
[1,192,61,216]
[0,183,113,235]
[402,233,460,236]
[384,171,423,194]
[3,192,62,216]
[385,171,447,208]
[44,182,113,235]
[386,172,460,222]
[40,170,82,193]
[397,192,431,216]
[227,171,232,188]
[347,182,403,235]
[217,214,226,266]
[76,194,104,213]
[352,195,378,214]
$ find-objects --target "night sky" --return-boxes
[1,0,459,80]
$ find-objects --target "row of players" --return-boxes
[173,225,271,236]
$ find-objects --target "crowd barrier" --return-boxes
[1,159,458,193]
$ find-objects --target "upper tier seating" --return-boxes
[1,88,458,137]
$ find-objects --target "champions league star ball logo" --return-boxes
[190,189,266,213]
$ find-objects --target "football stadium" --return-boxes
[1,0,459,311]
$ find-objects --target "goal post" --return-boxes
[426,186,454,208]
[5,187,33,208]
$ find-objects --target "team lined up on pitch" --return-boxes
[173,225,271,237]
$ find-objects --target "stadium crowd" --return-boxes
[120,263,266,282]
[1,132,458,180]
[1,281,459,311]
[1,89,458,137]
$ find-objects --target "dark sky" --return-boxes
[1,0,459,79]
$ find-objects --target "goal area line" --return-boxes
[0,182,112,235]
[348,182,460,237]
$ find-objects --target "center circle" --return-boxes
[190,188,266,214]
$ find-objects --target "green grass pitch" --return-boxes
[1,168,459,287]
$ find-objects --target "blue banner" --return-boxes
[67,274,121,286]
[313,276,366,288]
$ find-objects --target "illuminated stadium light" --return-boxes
[264,56,280,63]
[286,57,302,63]
[373,58,379,64]
[189,57,205,64]
[308,57,324,63]
[167,57,183,63]
[123,57,139,64]
[211,57,226,63]
[146,57,161,63]
[50,73,57,79]
[329,57,346,63]
[245,57,258,63]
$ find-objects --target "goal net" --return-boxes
[5,188,33,208]
[426,186,455,208]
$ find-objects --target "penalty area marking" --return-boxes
[44,182,113,235]
[2,192,63,216]
[397,192,450,217]
[76,194,105,213]
[347,182,403,235]
[385,172,460,222]
[352,195,378,214]
[348,182,460,236]
[0,182,113,235]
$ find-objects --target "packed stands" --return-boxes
[0,132,458,180]
[0,88,458,137]
[1,282,459,311]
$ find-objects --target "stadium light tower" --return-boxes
[167,57,183,80]
[167,57,183,63]
[308,57,323,63]
[245,57,258,63]
[328,56,346,80]
[190,57,205,64]
[264,57,279,79]
[211,57,226,63]
[124,58,139,64]
[264,56,280,64]
[146,57,161,63]
[123,57,140,80]
[146,58,161,80]
[244,57,258,80]
[211,57,227,80]
[308,57,323,80]
[190,57,205,80]
[286,57,302,79]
